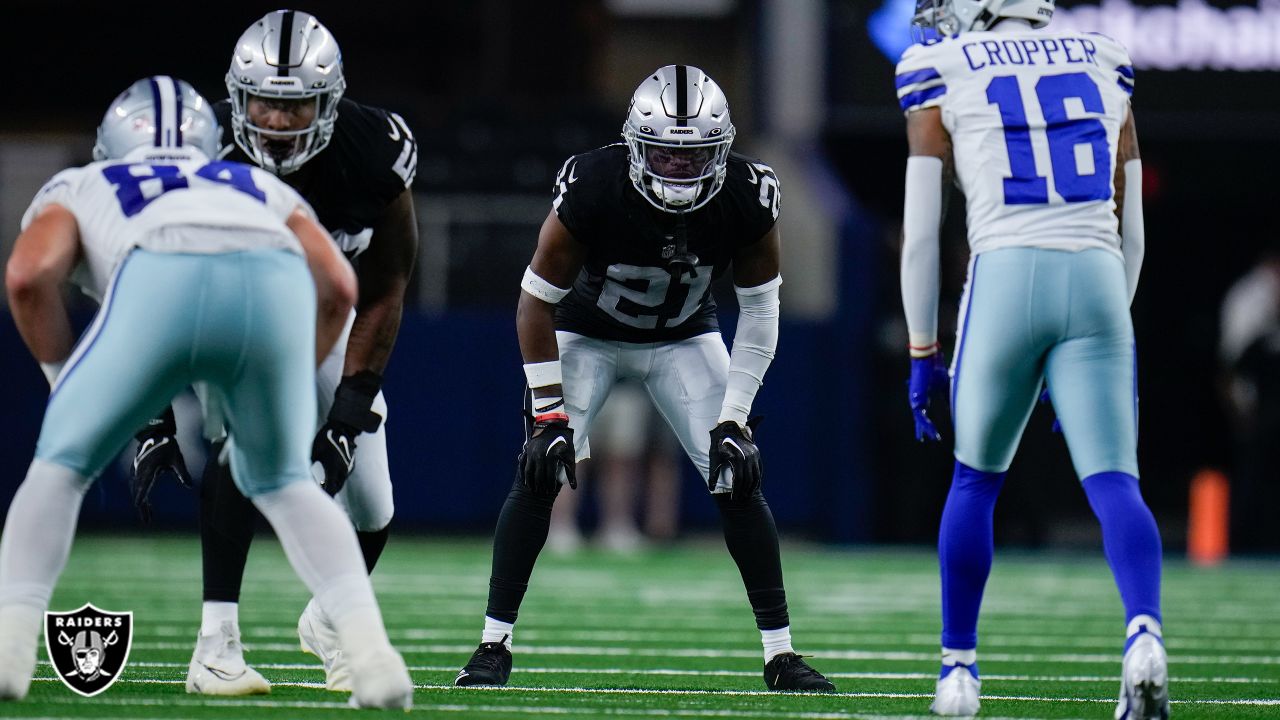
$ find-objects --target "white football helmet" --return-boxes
[92,76,220,161]
[622,65,736,213]
[225,9,345,175]
[913,0,1054,37]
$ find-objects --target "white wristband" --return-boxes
[521,266,570,305]
[40,361,65,388]
[523,360,562,389]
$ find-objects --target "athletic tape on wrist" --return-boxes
[521,266,570,305]
[523,360,562,389]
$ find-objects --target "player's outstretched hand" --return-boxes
[1038,385,1063,434]
[518,418,576,494]
[708,420,763,500]
[908,352,950,443]
[130,406,192,524]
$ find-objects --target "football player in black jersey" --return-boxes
[454,65,834,693]
[126,10,419,695]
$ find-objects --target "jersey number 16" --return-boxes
[987,71,1111,205]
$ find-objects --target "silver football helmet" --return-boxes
[92,76,220,161]
[913,0,1054,37]
[622,65,736,213]
[225,10,345,175]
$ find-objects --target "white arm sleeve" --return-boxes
[1120,159,1145,305]
[718,275,782,425]
[901,156,944,357]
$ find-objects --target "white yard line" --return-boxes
[27,678,1280,706]
[120,640,1280,665]
[79,661,1273,684]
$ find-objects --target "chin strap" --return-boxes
[666,210,701,278]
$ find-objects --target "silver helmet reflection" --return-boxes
[622,65,736,213]
[912,0,1055,38]
[92,76,220,161]
[225,9,345,175]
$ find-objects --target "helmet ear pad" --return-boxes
[224,10,346,175]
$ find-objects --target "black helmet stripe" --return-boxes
[675,64,688,126]
[277,9,296,76]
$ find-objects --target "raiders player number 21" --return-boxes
[454,65,834,693]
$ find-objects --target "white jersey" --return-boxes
[896,28,1134,258]
[21,147,311,301]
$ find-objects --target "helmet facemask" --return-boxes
[227,79,344,175]
[624,126,735,212]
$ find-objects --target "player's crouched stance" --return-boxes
[454,65,833,693]
[0,78,411,709]
[898,0,1167,718]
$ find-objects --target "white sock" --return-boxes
[761,626,794,662]
[200,601,239,637]
[0,460,89,612]
[483,616,514,650]
[251,481,391,660]
[942,647,978,666]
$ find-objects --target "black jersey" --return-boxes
[215,97,416,256]
[552,144,780,343]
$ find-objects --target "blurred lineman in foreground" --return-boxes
[896,0,1167,716]
[455,65,834,693]
[0,76,411,708]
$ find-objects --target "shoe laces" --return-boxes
[770,652,822,680]
[468,636,509,672]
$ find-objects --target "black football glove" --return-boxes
[707,418,764,501]
[312,371,383,496]
[130,405,192,524]
[518,418,577,495]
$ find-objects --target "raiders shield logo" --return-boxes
[44,604,132,697]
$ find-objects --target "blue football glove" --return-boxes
[1038,385,1062,434]
[908,352,950,442]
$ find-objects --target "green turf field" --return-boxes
[8,535,1277,719]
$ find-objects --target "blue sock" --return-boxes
[939,461,1006,650]
[1082,472,1163,627]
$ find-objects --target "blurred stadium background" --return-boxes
[1,0,1277,555]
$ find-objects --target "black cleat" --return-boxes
[454,636,512,687]
[764,653,836,692]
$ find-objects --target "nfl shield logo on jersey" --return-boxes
[44,604,133,697]
[661,243,676,259]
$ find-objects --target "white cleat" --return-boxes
[931,663,981,717]
[348,646,413,710]
[1116,623,1170,720]
[298,598,352,692]
[185,621,270,696]
[0,605,40,702]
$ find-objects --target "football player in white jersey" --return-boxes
[895,1,1167,717]
[0,77,411,709]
